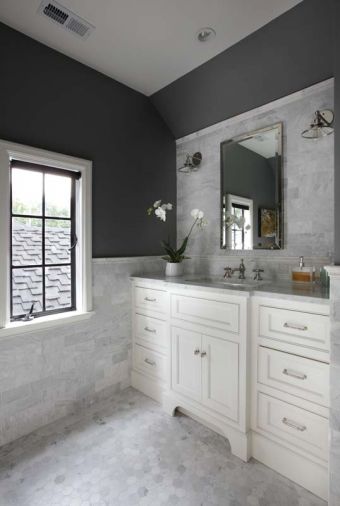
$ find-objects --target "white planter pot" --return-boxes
[165,262,184,277]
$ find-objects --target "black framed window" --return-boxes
[10,160,80,320]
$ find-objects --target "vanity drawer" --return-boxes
[257,392,328,460]
[135,313,168,352]
[171,294,239,333]
[134,286,167,314]
[133,344,166,381]
[258,346,329,406]
[259,306,329,351]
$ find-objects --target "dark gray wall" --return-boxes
[334,0,340,264]
[0,22,176,258]
[222,144,276,245]
[151,0,333,139]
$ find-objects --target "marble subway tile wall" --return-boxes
[0,256,163,447]
[327,268,340,505]
[176,80,334,278]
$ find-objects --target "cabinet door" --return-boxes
[171,326,202,402]
[202,335,239,421]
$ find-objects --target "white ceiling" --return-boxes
[240,129,279,159]
[0,0,302,96]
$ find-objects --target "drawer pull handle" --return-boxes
[200,351,207,357]
[144,358,156,366]
[144,326,156,333]
[194,348,200,355]
[144,297,157,302]
[282,417,307,432]
[283,322,308,331]
[282,368,307,380]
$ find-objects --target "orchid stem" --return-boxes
[185,218,198,240]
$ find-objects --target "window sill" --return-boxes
[0,310,94,338]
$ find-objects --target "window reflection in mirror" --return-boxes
[220,123,282,250]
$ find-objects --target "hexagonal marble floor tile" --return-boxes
[0,388,325,506]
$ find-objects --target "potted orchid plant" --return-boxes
[147,200,207,276]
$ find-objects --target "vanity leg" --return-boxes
[162,391,178,416]
[226,429,251,462]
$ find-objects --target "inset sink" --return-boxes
[184,276,267,289]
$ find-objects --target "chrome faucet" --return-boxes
[224,258,246,279]
[224,259,246,280]
[237,259,246,279]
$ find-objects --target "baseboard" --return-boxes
[252,431,328,501]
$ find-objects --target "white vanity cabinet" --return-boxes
[171,327,239,421]
[131,278,250,461]
[130,277,330,500]
[251,296,330,500]
[131,283,170,402]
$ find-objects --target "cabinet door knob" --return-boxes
[200,351,207,357]
[194,348,200,355]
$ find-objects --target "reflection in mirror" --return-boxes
[221,123,282,250]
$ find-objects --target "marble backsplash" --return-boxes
[0,256,164,447]
[176,79,334,272]
[182,254,331,282]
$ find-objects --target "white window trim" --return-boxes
[226,193,253,250]
[0,139,93,336]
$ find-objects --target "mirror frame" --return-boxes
[220,122,283,250]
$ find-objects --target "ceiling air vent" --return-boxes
[38,0,95,39]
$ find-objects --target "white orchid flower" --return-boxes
[191,209,204,219]
[197,218,208,229]
[165,203,173,210]
[155,207,166,222]
[153,200,162,208]
[224,213,235,227]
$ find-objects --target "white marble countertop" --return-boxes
[131,274,330,304]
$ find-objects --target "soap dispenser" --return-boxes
[291,256,315,283]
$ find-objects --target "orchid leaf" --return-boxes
[176,236,189,256]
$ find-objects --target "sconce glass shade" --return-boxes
[301,109,334,139]
[178,152,202,173]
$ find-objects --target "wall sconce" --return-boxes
[301,109,334,139]
[178,152,202,174]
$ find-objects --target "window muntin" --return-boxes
[10,161,79,320]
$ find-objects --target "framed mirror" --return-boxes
[220,123,283,250]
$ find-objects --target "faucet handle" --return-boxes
[253,268,264,281]
[224,266,232,278]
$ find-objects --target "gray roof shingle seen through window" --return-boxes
[12,221,72,317]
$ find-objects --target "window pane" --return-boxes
[12,217,42,266]
[12,169,43,216]
[45,219,71,264]
[45,174,71,218]
[45,266,71,311]
[232,230,243,250]
[12,267,43,316]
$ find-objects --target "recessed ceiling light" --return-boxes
[196,27,216,43]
